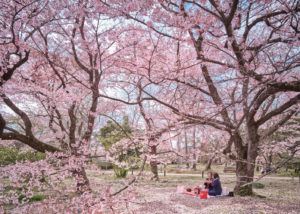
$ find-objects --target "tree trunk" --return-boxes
[150,145,159,181]
[266,153,272,170]
[204,156,214,171]
[234,159,253,195]
[192,127,197,171]
[231,134,252,195]
[192,163,197,170]
[233,124,259,196]
[177,136,181,168]
[184,129,189,168]
[73,166,91,194]
[256,160,260,172]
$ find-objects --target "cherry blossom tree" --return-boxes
[112,0,300,195]
[0,0,141,212]
[1,2,299,213]
[0,0,183,212]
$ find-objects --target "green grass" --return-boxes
[252,183,265,189]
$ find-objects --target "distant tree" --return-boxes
[0,145,46,166]
[99,116,132,151]
[99,116,142,177]
[262,114,300,174]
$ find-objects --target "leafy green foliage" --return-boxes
[29,195,43,202]
[252,183,265,189]
[99,116,132,151]
[99,116,142,178]
[114,167,127,178]
[0,146,46,166]
[18,194,43,202]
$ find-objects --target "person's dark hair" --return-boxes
[213,173,220,179]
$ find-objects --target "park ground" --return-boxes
[2,164,300,213]
[85,164,300,214]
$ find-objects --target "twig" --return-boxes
[110,156,147,196]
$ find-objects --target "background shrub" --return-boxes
[252,183,265,189]
[0,146,46,166]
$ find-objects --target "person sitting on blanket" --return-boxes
[204,172,213,190]
[208,173,222,196]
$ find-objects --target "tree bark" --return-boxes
[150,145,159,181]
[266,153,272,169]
[229,133,252,195]
[192,127,197,170]
[1,132,59,153]
[204,156,214,171]
[184,129,189,168]
[68,104,92,193]
[234,158,253,195]
[233,122,260,196]
[177,136,182,167]
[72,166,91,194]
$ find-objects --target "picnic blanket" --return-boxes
[182,190,207,199]
[181,192,228,199]
[178,185,231,199]
[182,191,198,196]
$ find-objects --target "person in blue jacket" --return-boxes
[208,173,222,196]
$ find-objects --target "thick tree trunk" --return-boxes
[234,159,253,195]
[150,145,159,181]
[73,166,91,194]
[230,134,252,195]
[233,123,259,196]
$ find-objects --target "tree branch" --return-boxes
[256,94,300,126]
